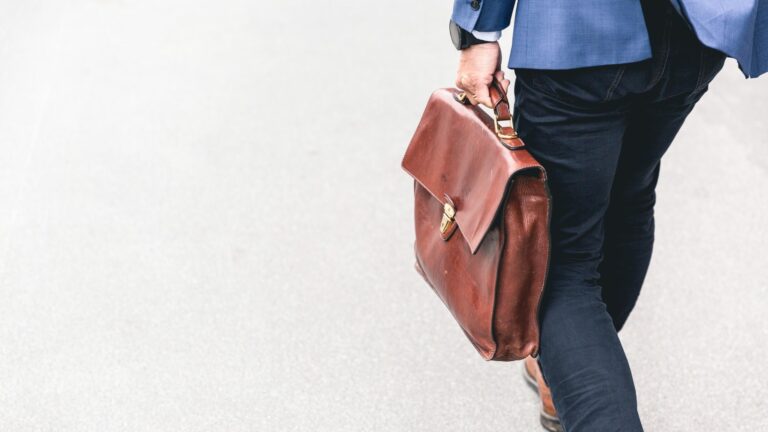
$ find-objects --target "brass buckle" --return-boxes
[439,202,456,235]
[494,116,518,139]
[455,89,517,139]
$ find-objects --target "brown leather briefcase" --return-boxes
[401,81,551,361]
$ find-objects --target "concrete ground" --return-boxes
[0,1,766,431]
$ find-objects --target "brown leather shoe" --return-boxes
[523,356,563,432]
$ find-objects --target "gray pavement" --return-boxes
[0,1,766,431]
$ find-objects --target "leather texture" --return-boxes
[401,87,551,361]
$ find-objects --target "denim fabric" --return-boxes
[511,1,725,431]
[451,0,766,77]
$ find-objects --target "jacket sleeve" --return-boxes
[451,0,515,32]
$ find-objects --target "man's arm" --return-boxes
[451,0,515,107]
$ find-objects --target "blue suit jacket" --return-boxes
[452,0,767,77]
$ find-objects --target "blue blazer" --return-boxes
[452,0,767,77]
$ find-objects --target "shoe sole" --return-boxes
[521,362,564,432]
[540,414,564,432]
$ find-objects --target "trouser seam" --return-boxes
[603,66,627,102]
[647,17,672,89]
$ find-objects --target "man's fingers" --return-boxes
[455,41,504,106]
[473,84,492,108]
[455,74,498,107]
[456,76,475,104]
[456,74,483,106]
[456,74,481,92]
[498,78,511,94]
[494,70,511,93]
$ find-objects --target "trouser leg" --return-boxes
[513,67,644,432]
[598,93,702,332]
[512,69,717,432]
[595,0,724,333]
[510,1,724,429]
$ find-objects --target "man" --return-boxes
[450,0,766,431]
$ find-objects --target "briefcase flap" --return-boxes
[401,88,545,254]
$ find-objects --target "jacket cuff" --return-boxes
[472,30,502,42]
[451,0,514,32]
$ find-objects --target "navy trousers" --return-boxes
[512,1,726,430]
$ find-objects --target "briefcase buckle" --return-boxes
[440,202,456,238]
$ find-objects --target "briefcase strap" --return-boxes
[454,78,522,148]
[488,79,518,142]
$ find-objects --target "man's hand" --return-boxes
[455,42,510,108]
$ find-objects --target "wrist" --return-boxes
[460,41,500,56]
[449,20,496,50]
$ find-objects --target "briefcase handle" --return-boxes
[455,78,521,146]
